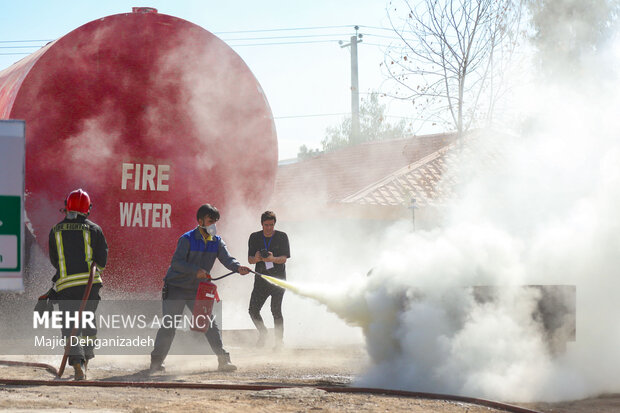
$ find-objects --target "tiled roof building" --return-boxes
[271,132,462,226]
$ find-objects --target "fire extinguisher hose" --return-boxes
[208,271,236,281]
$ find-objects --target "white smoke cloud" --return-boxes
[268,20,620,404]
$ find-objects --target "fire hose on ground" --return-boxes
[56,261,97,378]
[0,363,542,413]
[0,268,543,413]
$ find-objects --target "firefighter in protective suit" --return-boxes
[48,189,108,380]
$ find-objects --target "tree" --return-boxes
[384,0,526,142]
[296,93,408,158]
[320,93,409,152]
[297,144,321,160]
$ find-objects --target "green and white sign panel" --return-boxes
[0,120,25,291]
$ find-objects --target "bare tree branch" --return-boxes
[384,0,526,143]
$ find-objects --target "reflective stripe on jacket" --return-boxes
[49,217,108,292]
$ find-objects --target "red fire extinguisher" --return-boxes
[191,281,220,332]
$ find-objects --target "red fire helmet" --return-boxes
[65,189,91,215]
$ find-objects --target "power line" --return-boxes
[274,112,421,121]
[0,41,396,53]
[0,25,401,51]
[0,46,45,49]
[228,39,342,47]
[358,25,395,32]
[0,40,376,56]
[221,33,350,41]
[363,33,415,41]
[0,39,53,43]
[0,26,359,44]
[0,24,416,127]
[213,25,355,34]
[0,28,403,60]
[0,25,397,44]
[274,112,350,119]
[360,42,393,48]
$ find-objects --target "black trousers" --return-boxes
[151,284,226,363]
[57,283,101,366]
[248,281,285,341]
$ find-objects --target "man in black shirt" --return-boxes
[248,211,290,348]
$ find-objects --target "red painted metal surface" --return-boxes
[191,281,219,332]
[0,10,277,291]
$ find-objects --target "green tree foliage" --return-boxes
[296,93,408,158]
[320,93,408,152]
[297,144,321,160]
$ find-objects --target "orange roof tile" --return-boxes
[272,132,457,208]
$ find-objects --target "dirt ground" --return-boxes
[1,345,619,413]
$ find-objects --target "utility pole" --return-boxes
[409,197,417,231]
[339,26,363,145]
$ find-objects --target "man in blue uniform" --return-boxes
[150,204,250,373]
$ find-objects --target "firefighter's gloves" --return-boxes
[34,288,57,317]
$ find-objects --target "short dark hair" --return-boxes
[261,210,276,223]
[197,204,220,222]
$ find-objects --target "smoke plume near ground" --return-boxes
[268,36,620,405]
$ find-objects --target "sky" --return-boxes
[0,0,417,161]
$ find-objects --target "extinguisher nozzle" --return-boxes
[260,274,299,294]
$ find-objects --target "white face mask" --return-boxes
[202,223,216,236]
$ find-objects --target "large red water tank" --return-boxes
[0,9,277,291]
